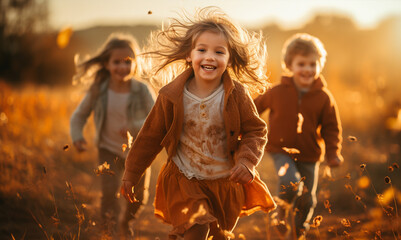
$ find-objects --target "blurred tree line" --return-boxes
[0,0,400,92]
[0,0,54,84]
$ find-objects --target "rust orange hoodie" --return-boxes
[254,75,343,163]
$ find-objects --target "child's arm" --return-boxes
[70,93,93,151]
[121,95,167,199]
[253,88,272,114]
[233,87,268,182]
[321,93,344,168]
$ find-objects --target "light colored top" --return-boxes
[70,78,155,155]
[172,83,232,180]
[99,89,130,157]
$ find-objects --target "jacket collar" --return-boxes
[159,68,235,103]
[281,74,327,91]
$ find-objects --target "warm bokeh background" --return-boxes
[1,1,401,239]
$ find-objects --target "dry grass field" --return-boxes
[1,80,400,240]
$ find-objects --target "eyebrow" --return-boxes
[195,43,227,50]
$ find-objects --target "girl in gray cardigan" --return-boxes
[70,33,154,238]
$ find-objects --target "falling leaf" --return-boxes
[324,200,332,213]
[344,184,352,191]
[347,135,357,142]
[297,113,304,133]
[278,163,289,176]
[63,144,69,151]
[238,233,246,240]
[355,195,361,201]
[290,181,299,191]
[282,147,300,155]
[388,166,394,172]
[57,26,73,49]
[360,164,366,170]
[148,10,152,14]
[393,163,399,169]
[122,143,127,152]
[181,207,189,214]
[312,215,323,227]
[384,176,391,184]
[341,218,351,227]
[94,162,115,176]
[357,176,370,189]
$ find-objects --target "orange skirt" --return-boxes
[154,161,276,237]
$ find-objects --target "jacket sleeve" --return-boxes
[130,83,156,138]
[123,95,167,185]
[320,92,343,160]
[236,87,268,177]
[253,89,272,114]
[70,92,93,142]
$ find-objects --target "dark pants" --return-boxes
[271,153,319,236]
[98,148,150,234]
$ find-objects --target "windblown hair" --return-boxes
[282,33,327,73]
[143,6,269,93]
[72,33,142,98]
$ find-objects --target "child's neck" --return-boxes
[187,77,222,99]
[108,79,131,93]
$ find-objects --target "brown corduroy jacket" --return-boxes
[123,68,267,185]
[254,75,343,163]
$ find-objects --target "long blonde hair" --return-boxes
[143,6,269,93]
[73,33,142,97]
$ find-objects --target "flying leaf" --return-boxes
[57,27,73,49]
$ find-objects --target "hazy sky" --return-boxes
[49,0,401,30]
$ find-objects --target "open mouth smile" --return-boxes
[202,65,216,70]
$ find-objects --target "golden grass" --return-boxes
[1,80,400,239]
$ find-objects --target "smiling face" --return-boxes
[186,31,230,86]
[105,47,135,83]
[289,53,321,88]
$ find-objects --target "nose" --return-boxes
[205,51,215,61]
[305,65,314,72]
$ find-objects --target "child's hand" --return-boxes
[229,163,253,184]
[120,180,139,203]
[327,156,343,168]
[73,139,87,152]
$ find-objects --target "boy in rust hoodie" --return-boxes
[254,33,343,239]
